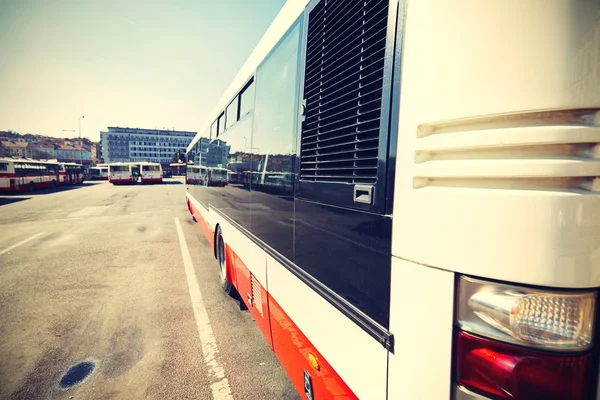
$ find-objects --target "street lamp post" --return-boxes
[78,116,85,165]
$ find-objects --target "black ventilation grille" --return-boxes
[300,0,389,184]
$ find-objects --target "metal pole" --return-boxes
[78,116,85,167]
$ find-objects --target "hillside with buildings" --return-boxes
[1,127,199,170]
[0,130,98,165]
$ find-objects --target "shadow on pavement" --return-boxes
[158,180,183,185]
[1,182,102,197]
[0,197,30,206]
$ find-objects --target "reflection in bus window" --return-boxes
[248,20,301,260]
[226,97,239,130]
[239,78,255,117]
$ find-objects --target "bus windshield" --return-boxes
[211,169,227,180]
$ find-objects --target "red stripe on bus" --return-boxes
[110,178,134,183]
[269,294,358,399]
[226,243,273,348]
[188,195,357,399]
[0,173,57,178]
[189,199,214,248]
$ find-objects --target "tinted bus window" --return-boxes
[217,113,224,137]
[226,97,239,130]
[250,21,301,260]
[239,79,255,117]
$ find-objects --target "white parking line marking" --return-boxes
[0,232,46,256]
[174,217,233,400]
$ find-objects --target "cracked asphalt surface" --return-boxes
[0,178,299,400]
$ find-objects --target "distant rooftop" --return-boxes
[106,127,196,135]
[1,140,29,148]
[58,144,85,150]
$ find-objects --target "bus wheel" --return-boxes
[216,226,235,296]
[28,182,35,192]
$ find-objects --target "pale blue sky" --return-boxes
[0,0,287,140]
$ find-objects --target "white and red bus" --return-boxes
[0,158,60,191]
[108,163,138,185]
[186,1,600,399]
[206,167,228,187]
[186,165,206,185]
[88,166,109,180]
[139,162,163,184]
[59,163,84,185]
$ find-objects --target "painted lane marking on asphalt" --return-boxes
[0,232,46,256]
[174,217,233,400]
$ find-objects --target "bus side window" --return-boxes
[239,78,255,117]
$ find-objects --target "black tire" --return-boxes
[216,226,235,296]
[28,181,35,192]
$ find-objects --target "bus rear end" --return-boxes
[108,164,133,184]
[388,1,600,399]
[208,167,228,187]
[0,159,16,191]
[140,163,163,184]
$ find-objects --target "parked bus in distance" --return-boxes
[206,167,228,187]
[89,166,109,180]
[139,162,163,184]
[108,163,138,185]
[59,163,84,185]
[185,1,600,399]
[186,165,206,185]
[0,158,60,191]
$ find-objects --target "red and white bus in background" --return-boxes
[89,165,109,180]
[139,162,163,184]
[206,167,228,187]
[185,0,600,399]
[185,165,206,185]
[59,163,84,185]
[108,163,138,185]
[0,158,60,191]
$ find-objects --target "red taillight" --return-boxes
[456,331,591,400]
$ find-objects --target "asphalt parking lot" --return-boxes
[0,178,298,400]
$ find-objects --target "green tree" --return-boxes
[171,149,186,163]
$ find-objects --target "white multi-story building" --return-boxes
[100,127,196,165]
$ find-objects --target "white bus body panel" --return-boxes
[110,171,131,181]
[391,0,600,288]
[217,213,267,289]
[388,257,455,400]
